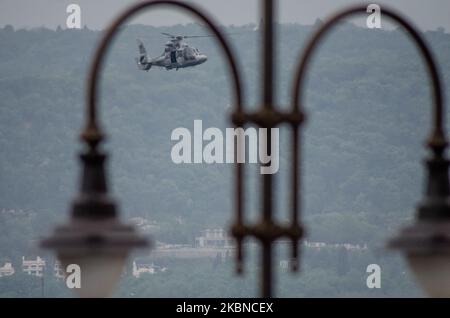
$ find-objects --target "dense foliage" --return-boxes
[1,22,450,297]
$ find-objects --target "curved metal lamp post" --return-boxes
[292,6,450,297]
[41,0,243,298]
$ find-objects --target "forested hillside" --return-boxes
[1,22,450,297]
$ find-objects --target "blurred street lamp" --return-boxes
[40,143,149,297]
[291,6,449,297]
[41,0,242,298]
[40,80,149,297]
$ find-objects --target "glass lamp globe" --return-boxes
[389,219,450,298]
[58,251,128,298]
[407,253,450,298]
[42,216,148,298]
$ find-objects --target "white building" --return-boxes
[130,217,159,232]
[132,260,167,278]
[22,256,46,277]
[279,260,296,272]
[0,262,15,277]
[303,240,368,251]
[195,229,233,248]
[54,261,65,280]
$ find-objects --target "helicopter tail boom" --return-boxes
[136,57,152,71]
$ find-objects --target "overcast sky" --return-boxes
[1,0,449,31]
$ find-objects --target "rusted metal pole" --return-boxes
[261,0,275,298]
[231,0,303,298]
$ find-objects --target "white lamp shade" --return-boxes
[58,252,127,298]
[407,254,450,298]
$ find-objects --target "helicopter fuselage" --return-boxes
[136,38,208,71]
[154,47,208,70]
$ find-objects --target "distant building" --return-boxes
[54,261,65,280]
[279,260,295,272]
[22,256,46,277]
[0,262,15,277]
[304,241,327,249]
[303,240,368,251]
[195,229,233,248]
[132,260,167,278]
[129,217,159,232]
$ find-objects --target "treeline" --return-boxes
[0,23,450,297]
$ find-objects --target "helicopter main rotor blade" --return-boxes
[182,35,215,39]
[160,32,243,40]
[183,32,246,39]
[161,32,177,38]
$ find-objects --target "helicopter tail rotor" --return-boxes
[136,39,152,71]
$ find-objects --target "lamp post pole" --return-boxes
[233,1,449,298]
[262,0,275,299]
[231,0,305,298]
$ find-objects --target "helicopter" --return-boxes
[136,32,210,71]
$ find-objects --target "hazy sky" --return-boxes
[1,0,449,31]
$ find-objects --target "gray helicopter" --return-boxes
[136,33,209,71]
